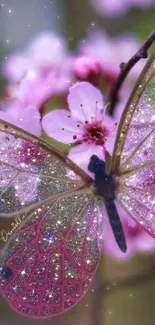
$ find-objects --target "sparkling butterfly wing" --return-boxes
[0,120,104,318]
[112,53,155,236]
[0,119,90,218]
[0,193,103,318]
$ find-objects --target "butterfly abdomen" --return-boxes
[105,199,127,253]
[88,154,127,253]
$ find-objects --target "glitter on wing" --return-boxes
[0,194,103,318]
[0,119,88,215]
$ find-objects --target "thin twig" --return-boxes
[106,29,155,115]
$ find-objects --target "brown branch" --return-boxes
[106,29,155,115]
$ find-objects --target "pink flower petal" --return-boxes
[68,143,105,175]
[68,82,104,122]
[42,109,83,143]
[3,54,32,81]
[135,231,155,253]
[92,0,127,16]
[29,32,69,67]
[0,105,41,136]
[3,32,69,82]
[104,123,117,155]
[3,32,72,111]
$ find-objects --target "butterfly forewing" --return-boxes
[0,120,89,217]
[112,54,155,173]
[113,53,155,236]
[0,193,103,319]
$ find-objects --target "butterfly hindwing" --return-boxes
[0,193,103,318]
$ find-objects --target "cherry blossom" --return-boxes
[0,102,41,136]
[3,32,72,110]
[79,29,144,81]
[42,81,117,173]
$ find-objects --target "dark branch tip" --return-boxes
[120,62,126,70]
[106,29,155,116]
[139,49,148,59]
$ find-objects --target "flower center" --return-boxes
[82,121,108,145]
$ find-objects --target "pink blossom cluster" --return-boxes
[1,32,72,136]
[91,0,154,16]
[1,30,144,134]
[1,30,154,260]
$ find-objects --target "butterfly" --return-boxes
[0,52,155,319]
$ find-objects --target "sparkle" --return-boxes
[43,233,53,244]
[21,270,26,275]
[13,286,17,291]
[86,260,91,265]
[151,114,155,121]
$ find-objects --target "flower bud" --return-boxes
[73,56,102,86]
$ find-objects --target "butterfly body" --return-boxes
[89,154,127,252]
[88,154,116,200]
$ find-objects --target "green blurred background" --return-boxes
[0,1,155,324]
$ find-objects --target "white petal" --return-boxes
[68,82,104,122]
